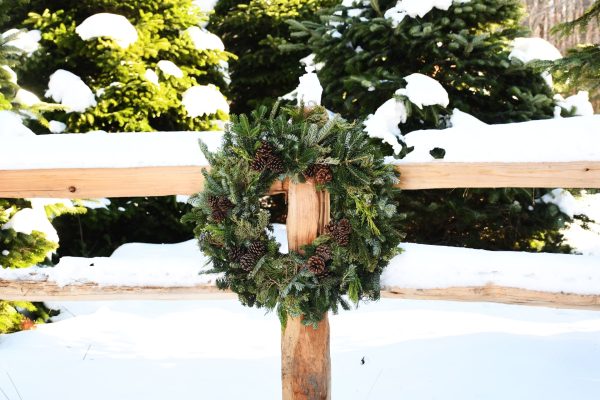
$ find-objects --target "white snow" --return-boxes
[397,115,600,162]
[157,60,184,78]
[1,29,41,54]
[299,54,324,73]
[1,299,600,399]
[509,37,562,64]
[384,0,470,26]
[193,0,219,13]
[185,26,225,51]
[449,108,487,128]
[0,110,34,138]
[46,69,97,113]
[555,91,595,117]
[296,72,323,106]
[14,88,41,107]
[181,85,229,117]
[385,243,600,294]
[75,13,138,48]
[561,192,600,256]
[540,188,579,218]
[144,69,160,87]
[2,65,17,83]
[48,120,67,133]
[0,131,222,170]
[2,224,599,295]
[1,208,59,244]
[80,198,111,210]
[363,98,407,154]
[175,195,191,203]
[396,73,449,109]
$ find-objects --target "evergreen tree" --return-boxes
[3,0,232,257]
[543,1,600,98]
[209,0,338,114]
[295,0,571,252]
[0,36,59,333]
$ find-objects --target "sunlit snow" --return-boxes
[75,13,138,48]
[181,85,229,117]
[46,69,97,113]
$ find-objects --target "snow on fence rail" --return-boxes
[1,115,600,308]
[1,116,600,197]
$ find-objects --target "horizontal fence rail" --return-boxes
[1,279,599,310]
[1,161,600,198]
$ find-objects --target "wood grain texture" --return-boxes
[382,285,600,310]
[283,181,332,400]
[2,280,599,310]
[396,161,600,189]
[0,167,289,198]
[2,161,599,199]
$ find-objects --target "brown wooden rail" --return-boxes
[1,161,600,198]
[1,279,599,311]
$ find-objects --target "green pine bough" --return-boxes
[183,105,405,326]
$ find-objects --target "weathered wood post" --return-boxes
[282,179,331,400]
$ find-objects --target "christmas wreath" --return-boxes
[183,105,405,326]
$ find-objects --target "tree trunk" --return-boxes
[282,180,331,400]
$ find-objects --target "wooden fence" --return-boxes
[1,131,600,400]
[1,157,600,308]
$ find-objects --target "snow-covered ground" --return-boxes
[1,299,600,399]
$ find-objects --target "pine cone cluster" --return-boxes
[239,241,267,272]
[325,218,351,246]
[251,142,284,174]
[307,255,328,277]
[208,196,233,222]
[304,164,333,184]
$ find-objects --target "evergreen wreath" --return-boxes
[183,104,405,326]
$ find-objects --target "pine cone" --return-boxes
[304,164,317,178]
[251,142,274,172]
[212,209,227,223]
[315,244,332,262]
[248,241,266,259]
[208,196,220,209]
[266,155,284,174]
[334,218,351,246]
[240,254,256,272]
[324,220,336,235]
[314,165,333,184]
[218,197,233,211]
[229,247,245,263]
[307,255,327,277]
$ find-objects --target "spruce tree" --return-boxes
[542,1,600,98]
[209,0,338,114]
[3,0,232,256]
[0,36,59,333]
[295,0,571,252]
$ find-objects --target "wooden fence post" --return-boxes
[282,180,331,400]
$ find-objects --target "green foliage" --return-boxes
[538,1,600,96]
[0,37,63,333]
[7,0,231,132]
[209,0,337,114]
[295,0,555,124]
[292,0,571,252]
[3,0,233,257]
[183,104,404,326]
